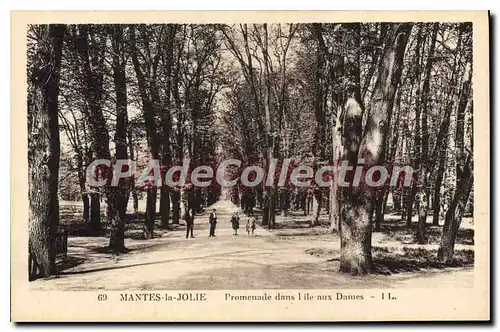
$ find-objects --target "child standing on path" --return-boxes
[246,215,256,236]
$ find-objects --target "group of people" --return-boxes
[185,208,257,239]
[229,212,256,236]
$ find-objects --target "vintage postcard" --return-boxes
[11,11,490,322]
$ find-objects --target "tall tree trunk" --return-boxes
[269,188,277,229]
[405,191,415,227]
[132,191,139,214]
[340,23,411,275]
[74,25,121,237]
[314,24,349,233]
[262,190,270,225]
[339,95,365,273]
[415,23,439,244]
[261,24,277,228]
[311,191,322,227]
[432,148,447,225]
[160,187,171,229]
[77,160,89,222]
[60,106,90,224]
[127,127,139,215]
[171,191,181,224]
[108,25,128,253]
[437,155,473,262]
[159,24,176,230]
[361,23,387,100]
[72,26,100,232]
[416,191,428,244]
[416,23,465,243]
[374,74,402,233]
[90,193,100,232]
[280,190,289,217]
[28,24,65,280]
[145,188,157,239]
[129,25,161,238]
[437,43,473,259]
[330,105,342,232]
[374,190,388,232]
[401,194,406,219]
[455,67,472,186]
[82,193,90,223]
[408,25,425,236]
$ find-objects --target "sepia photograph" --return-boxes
[11,10,490,322]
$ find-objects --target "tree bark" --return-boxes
[340,23,411,275]
[311,191,322,227]
[129,25,161,238]
[408,25,424,236]
[405,191,416,227]
[416,191,428,244]
[76,154,89,223]
[160,186,171,229]
[262,24,277,228]
[437,155,473,262]
[108,25,128,253]
[456,68,472,186]
[127,127,139,215]
[90,193,100,232]
[437,42,473,259]
[415,23,439,244]
[159,24,176,230]
[74,25,122,239]
[374,190,388,232]
[171,191,181,224]
[28,24,65,280]
[432,148,447,225]
[329,105,343,232]
[74,25,107,229]
[82,193,90,223]
[361,23,387,100]
[145,188,157,239]
[280,190,289,217]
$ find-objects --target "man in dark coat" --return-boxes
[185,210,195,239]
[209,209,217,237]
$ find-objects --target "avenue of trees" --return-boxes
[28,22,473,280]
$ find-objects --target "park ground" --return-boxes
[30,200,474,290]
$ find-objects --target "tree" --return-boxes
[57,103,92,223]
[158,24,176,230]
[414,23,439,243]
[339,23,412,275]
[405,25,425,230]
[438,153,473,262]
[129,24,162,239]
[70,24,129,250]
[414,23,466,243]
[222,24,298,228]
[28,24,65,280]
[437,60,473,262]
[108,25,129,252]
[222,24,274,226]
[31,22,473,278]
[69,25,108,233]
[182,24,223,212]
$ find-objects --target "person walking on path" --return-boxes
[185,210,195,239]
[246,215,256,236]
[209,209,217,237]
[231,212,240,235]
